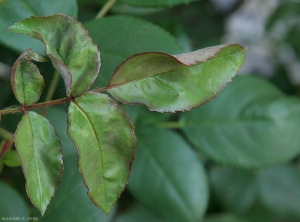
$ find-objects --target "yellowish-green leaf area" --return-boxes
[14,111,63,215]
[11,49,45,106]
[3,150,21,167]
[67,92,136,214]
[108,44,246,112]
[8,14,100,97]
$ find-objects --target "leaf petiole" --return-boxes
[0,127,13,140]
[95,0,117,19]
[156,121,184,129]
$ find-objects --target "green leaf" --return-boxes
[203,214,249,222]
[14,111,63,215]
[3,150,21,167]
[128,128,208,222]
[0,162,3,172]
[120,0,196,8]
[11,49,45,106]
[209,166,257,213]
[181,75,300,168]
[114,202,169,222]
[30,107,115,221]
[84,15,182,87]
[257,165,300,220]
[266,2,300,30]
[8,14,100,97]
[67,92,136,214]
[0,181,29,218]
[123,104,171,127]
[0,0,77,53]
[108,44,246,112]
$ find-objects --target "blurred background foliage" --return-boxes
[1,0,300,221]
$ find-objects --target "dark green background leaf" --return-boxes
[108,44,246,112]
[181,75,300,168]
[14,111,63,215]
[85,15,182,87]
[257,165,300,220]
[114,202,169,222]
[0,181,29,219]
[67,92,136,214]
[128,128,208,222]
[209,166,257,214]
[120,0,196,8]
[0,0,77,53]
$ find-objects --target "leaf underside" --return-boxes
[67,92,136,214]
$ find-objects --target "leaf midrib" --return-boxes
[139,137,196,221]
[27,113,43,210]
[72,101,108,205]
[108,50,244,90]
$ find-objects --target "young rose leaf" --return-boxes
[11,49,46,106]
[8,14,100,97]
[108,44,246,112]
[3,150,21,167]
[14,111,63,215]
[67,92,136,214]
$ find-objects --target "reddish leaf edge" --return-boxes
[11,49,46,106]
[8,13,101,98]
[67,94,137,215]
[107,44,247,113]
[14,112,64,216]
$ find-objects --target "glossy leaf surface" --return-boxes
[14,111,63,215]
[11,49,45,106]
[31,107,115,221]
[181,75,300,168]
[85,15,182,87]
[0,0,77,53]
[67,92,136,214]
[120,0,196,8]
[9,14,100,97]
[108,44,246,112]
[0,181,29,218]
[128,128,208,222]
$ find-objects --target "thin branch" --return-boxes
[1,97,70,116]
[156,121,184,129]
[95,0,117,19]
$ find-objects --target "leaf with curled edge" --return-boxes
[67,92,136,214]
[8,14,100,97]
[14,111,63,215]
[108,44,246,113]
[11,49,46,106]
